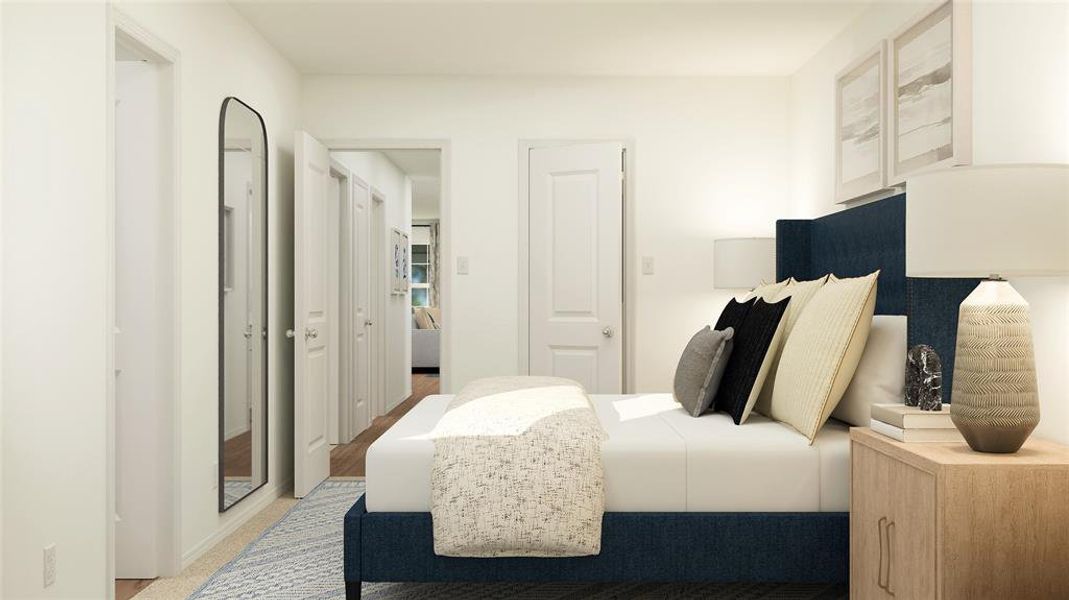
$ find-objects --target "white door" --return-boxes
[295,131,333,497]
[371,196,388,419]
[115,60,164,577]
[351,178,373,434]
[528,142,624,393]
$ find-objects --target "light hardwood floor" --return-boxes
[330,373,439,477]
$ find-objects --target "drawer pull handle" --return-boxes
[886,520,896,596]
[877,516,896,596]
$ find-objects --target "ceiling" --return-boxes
[230,1,870,77]
[381,149,440,179]
[380,149,441,219]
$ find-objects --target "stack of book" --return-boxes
[869,403,964,443]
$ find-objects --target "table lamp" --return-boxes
[906,164,1069,453]
[713,238,776,290]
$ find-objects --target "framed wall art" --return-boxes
[391,228,404,294]
[836,42,886,203]
[887,0,971,183]
[400,232,411,292]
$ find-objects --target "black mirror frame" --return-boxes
[218,96,269,512]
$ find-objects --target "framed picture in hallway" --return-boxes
[391,228,404,294]
[401,232,411,292]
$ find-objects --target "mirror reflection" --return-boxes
[219,97,268,511]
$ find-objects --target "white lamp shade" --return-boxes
[714,237,776,289]
[906,164,1069,278]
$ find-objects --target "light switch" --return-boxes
[641,256,655,275]
[457,256,470,275]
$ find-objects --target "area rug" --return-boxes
[189,480,848,599]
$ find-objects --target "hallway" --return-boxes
[329,373,440,477]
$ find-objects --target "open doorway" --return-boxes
[323,148,444,478]
[293,134,448,488]
[110,17,180,599]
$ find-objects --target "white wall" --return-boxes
[3,1,300,594]
[303,76,792,393]
[2,2,111,597]
[111,0,302,567]
[788,0,1069,445]
[332,151,413,407]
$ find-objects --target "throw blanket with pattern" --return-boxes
[429,376,607,557]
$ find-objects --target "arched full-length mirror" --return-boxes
[219,97,268,511]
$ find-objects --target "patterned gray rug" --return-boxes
[190,480,847,599]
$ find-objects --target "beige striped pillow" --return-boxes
[753,275,829,417]
[769,271,879,442]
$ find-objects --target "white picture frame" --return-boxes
[401,232,411,292]
[887,0,972,184]
[391,228,404,294]
[836,41,887,203]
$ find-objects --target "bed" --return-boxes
[343,194,978,598]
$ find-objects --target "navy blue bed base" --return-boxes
[344,496,847,598]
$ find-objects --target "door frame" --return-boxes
[106,7,183,590]
[322,139,453,395]
[327,159,350,445]
[370,189,388,419]
[517,139,636,393]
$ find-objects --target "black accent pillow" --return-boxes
[713,297,790,424]
[714,297,755,332]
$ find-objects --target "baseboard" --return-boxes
[180,477,293,570]
[224,424,250,440]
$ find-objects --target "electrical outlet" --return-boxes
[212,462,218,489]
[43,544,56,588]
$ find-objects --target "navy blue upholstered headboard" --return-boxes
[775,194,979,401]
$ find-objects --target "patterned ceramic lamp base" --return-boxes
[950,280,1040,453]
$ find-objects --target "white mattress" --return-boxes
[365,393,851,513]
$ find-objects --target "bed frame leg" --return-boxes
[345,581,362,599]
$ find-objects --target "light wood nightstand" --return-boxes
[850,427,1069,600]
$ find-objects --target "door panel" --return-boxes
[851,443,936,599]
[295,131,332,497]
[529,142,623,393]
[352,178,372,434]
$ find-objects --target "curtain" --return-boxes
[429,221,440,307]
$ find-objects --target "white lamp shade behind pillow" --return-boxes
[714,238,776,289]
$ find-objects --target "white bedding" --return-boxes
[365,393,850,513]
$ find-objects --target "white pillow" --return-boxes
[769,271,879,442]
[831,315,907,426]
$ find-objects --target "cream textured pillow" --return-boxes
[753,275,829,417]
[769,271,879,442]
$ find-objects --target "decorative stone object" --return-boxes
[906,345,942,411]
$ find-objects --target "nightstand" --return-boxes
[850,427,1069,599]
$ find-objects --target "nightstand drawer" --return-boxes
[851,443,937,599]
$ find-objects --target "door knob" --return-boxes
[304,327,319,340]
[365,320,374,327]
[285,329,296,339]
[602,326,615,338]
